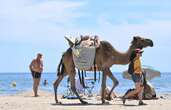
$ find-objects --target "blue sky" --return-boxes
[0,0,171,72]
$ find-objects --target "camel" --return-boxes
[53,36,153,104]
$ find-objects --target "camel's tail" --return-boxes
[57,55,65,76]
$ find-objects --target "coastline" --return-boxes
[0,90,171,110]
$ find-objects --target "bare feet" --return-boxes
[139,101,147,105]
[81,100,88,104]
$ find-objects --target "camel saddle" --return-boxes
[71,36,100,70]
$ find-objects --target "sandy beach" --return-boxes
[0,90,171,110]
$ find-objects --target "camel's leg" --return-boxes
[105,68,119,100]
[101,71,107,104]
[69,73,88,104]
[53,74,65,104]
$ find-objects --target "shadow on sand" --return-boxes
[51,102,112,106]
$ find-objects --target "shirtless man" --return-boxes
[29,53,43,97]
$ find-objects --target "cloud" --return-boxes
[96,17,171,48]
[0,0,86,43]
[0,0,171,72]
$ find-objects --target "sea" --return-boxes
[0,72,171,95]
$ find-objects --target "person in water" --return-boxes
[43,79,48,86]
[29,53,43,97]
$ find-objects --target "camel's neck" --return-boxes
[111,45,135,65]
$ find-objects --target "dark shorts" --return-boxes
[31,71,41,79]
[131,73,144,84]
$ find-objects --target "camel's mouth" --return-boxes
[149,40,154,47]
[144,39,153,47]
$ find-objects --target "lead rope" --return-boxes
[81,70,86,88]
[94,36,97,82]
[78,69,82,86]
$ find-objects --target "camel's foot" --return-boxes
[102,99,105,104]
[102,100,109,105]
[81,100,88,104]
[122,97,126,105]
[55,100,62,104]
[105,96,112,101]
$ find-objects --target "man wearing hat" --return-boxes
[122,48,147,105]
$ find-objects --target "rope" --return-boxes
[94,37,97,82]
[81,70,85,88]
[78,69,82,85]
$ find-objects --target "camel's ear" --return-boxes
[133,36,138,41]
[64,36,74,47]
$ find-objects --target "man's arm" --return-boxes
[40,61,43,72]
[29,60,34,72]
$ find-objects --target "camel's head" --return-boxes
[131,36,153,49]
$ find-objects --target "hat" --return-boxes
[135,48,144,53]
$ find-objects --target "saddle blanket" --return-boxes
[72,46,96,70]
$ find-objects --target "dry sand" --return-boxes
[0,90,171,110]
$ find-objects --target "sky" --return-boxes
[0,0,171,73]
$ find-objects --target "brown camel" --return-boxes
[53,36,153,104]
